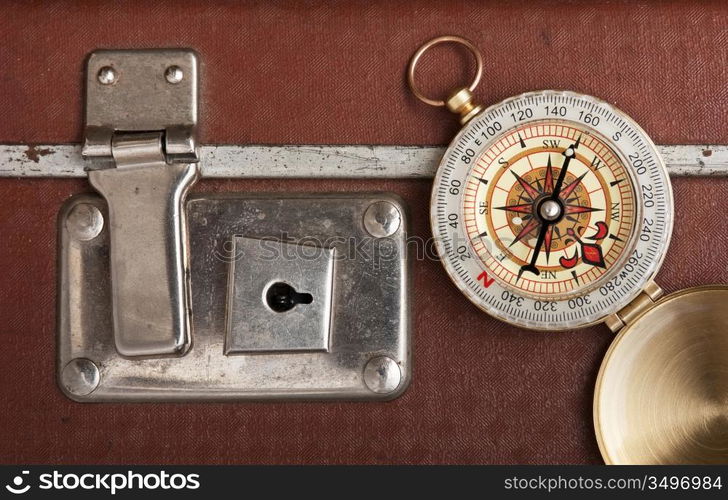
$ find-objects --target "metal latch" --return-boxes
[83,50,199,357]
[58,50,410,401]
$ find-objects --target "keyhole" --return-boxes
[265,282,313,313]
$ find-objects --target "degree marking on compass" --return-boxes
[455,114,652,314]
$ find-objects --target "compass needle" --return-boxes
[418,83,671,329]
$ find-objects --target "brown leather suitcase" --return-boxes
[1,0,727,464]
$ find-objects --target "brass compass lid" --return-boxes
[594,285,728,464]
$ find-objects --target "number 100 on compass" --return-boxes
[432,91,672,330]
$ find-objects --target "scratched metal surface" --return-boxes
[2,144,727,178]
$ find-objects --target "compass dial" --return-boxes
[432,91,673,330]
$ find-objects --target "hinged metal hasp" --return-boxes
[82,49,200,358]
[83,49,199,163]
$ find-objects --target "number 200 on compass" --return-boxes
[432,90,673,330]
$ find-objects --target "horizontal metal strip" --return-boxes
[1,144,727,178]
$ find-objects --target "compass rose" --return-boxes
[493,143,604,279]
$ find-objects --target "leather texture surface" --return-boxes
[1,0,727,464]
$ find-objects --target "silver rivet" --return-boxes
[539,199,562,221]
[165,65,184,84]
[61,358,100,396]
[363,356,401,394]
[97,66,117,85]
[66,203,104,241]
[363,201,401,238]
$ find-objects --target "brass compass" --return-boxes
[408,35,728,464]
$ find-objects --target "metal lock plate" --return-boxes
[225,236,335,353]
[58,193,410,401]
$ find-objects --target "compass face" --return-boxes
[432,91,673,330]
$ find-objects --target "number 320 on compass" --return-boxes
[432,91,672,330]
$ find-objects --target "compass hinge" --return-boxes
[605,281,664,332]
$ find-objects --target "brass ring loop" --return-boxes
[407,35,483,107]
